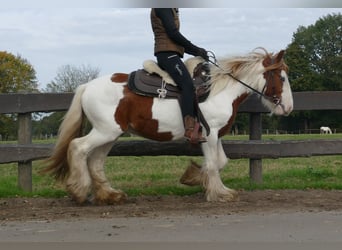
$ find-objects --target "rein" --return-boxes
[207,51,281,105]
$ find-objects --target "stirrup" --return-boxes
[185,122,207,144]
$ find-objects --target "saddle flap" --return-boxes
[128,69,181,99]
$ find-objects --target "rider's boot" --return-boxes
[183,115,207,144]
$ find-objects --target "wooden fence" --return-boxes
[1,91,342,192]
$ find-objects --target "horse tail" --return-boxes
[42,84,87,181]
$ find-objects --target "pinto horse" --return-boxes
[44,48,293,204]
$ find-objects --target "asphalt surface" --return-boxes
[1,211,342,243]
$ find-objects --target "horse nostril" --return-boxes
[273,96,281,105]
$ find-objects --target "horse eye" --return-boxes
[280,76,285,82]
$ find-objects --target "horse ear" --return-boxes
[276,50,285,62]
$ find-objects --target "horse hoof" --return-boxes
[94,190,128,205]
[206,188,239,202]
[180,160,202,186]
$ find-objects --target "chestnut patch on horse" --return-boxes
[114,86,173,141]
[111,73,129,83]
[261,51,287,104]
[218,93,248,137]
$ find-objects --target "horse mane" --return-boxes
[209,47,288,97]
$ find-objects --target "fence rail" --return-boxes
[1,91,342,192]
[1,91,342,114]
[1,139,342,164]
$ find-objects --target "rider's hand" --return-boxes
[197,48,209,61]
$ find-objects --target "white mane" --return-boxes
[209,48,274,97]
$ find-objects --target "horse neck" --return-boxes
[209,63,265,99]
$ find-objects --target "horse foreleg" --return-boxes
[200,136,238,202]
[87,142,127,205]
[180,138,228,186]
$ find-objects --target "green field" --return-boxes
[0,134,341,198]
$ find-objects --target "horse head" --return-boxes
[209,48,293,116]
[260,49,293,116]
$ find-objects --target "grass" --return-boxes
[0,155,342,198]
[0,134,341,198]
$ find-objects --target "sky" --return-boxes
[0,3,341,90]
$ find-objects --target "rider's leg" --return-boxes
[156,52,206,143]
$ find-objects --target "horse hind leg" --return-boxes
[87,141,127,205]
[66,129,119,204]
[180,160,203,186]
[66,136,92,204]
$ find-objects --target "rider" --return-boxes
[150,8,209,144]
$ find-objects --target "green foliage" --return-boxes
[32,112,65,137]
[0,51,38,93]
[284,13,342,132]
[285,13,342,91]
[0,51,38,140]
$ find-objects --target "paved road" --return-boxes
[1,211,342,243]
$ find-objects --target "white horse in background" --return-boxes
[320,126,332,134]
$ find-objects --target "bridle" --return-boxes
[207,51,283,107]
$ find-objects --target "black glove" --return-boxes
[197,48,209,61]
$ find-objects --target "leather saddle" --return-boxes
[127,58,211,103]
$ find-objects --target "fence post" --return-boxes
[17,112,32,192]
[249,112,262,184]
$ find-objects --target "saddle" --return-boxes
[127,57,211,135]
[127,57,211,103]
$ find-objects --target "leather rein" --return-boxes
[207,51,282,106]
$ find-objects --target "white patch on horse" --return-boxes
[151,98,184,139]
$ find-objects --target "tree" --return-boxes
[45,64,100,93]
[37,64,100,139]
[0,51,38,140]
[0,51,38,93]
[32,112,64,138]
[283,13,342,132]
[285,13,342,91]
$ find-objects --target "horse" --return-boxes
[43,48,293,204]
[320,126,332,134]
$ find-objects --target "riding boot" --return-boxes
[183,115,207,144]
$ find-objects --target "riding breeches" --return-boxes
[156,52,195,118]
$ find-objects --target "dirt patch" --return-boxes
[1,190,342,221]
